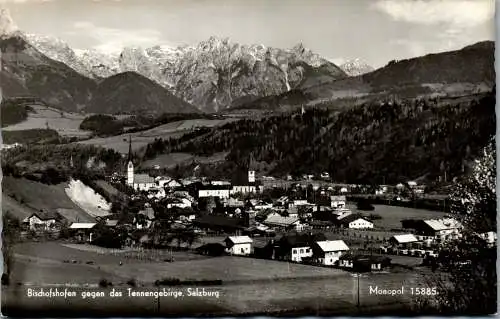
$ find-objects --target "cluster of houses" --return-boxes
[214,233,391,271]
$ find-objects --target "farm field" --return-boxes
[5,241,435,316]
[140,152,228,169]
[348,204,448,230]
[2,177,95,223]
[2,105,92,137]
[77,118,239,154]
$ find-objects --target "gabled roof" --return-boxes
[25,211,60,221]
[339,214,372,225]
[69,223,96,229]
[391,234,419,244]
[315,240,349,252]
[263,213,299,227]
[423,218,462,231]
[331,195,346,201]
[279,232,327,248]
[134,174,155,184]
[198,185,232,190]
[225,236,253,244]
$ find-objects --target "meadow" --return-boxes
[2,105,92,138]
[5,240,433,316]
[77,118,238,154]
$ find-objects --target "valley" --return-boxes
[0,4,496,317]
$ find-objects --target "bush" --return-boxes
[98,279,113,288]
[126,279,137,287]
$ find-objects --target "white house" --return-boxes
[166,197,192,209]
[422,218,462,241]
[338,214,374,229]
[198,185,232,199]
[231,184,257,195]
[331,195,347,209]
[69,223,97,242]
[224,236,253,256]
[22,212,58,231]
[313,240,350,265]
[290,245,313,262]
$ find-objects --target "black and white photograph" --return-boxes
[0,0,496,317]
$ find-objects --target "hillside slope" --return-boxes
[86,71,199,115]
[156,91,496,184]
[2,176,96,223]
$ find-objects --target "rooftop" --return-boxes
[263,213,299,227]
[315,240,349,252]
[391,234,419,243]
[225,236,253,244]
[134,174,155,184]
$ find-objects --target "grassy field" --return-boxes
[2,105,92,138]
[140,152,228,169]
[349,204,448,230]
[2,177,95,223]
[5,241,436,316]
[77,118,239,154]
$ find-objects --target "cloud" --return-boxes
[67,21,163,54]
[373,0,494,28]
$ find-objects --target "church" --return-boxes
[230,155,260,195]
[126,136,156,191]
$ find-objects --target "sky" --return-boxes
[0,0,495,68]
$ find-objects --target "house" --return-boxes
[262,213,304,232]
[339,254,391,271]
[164,179,183,189]
[312,240,350,265]
[198,185,232,199]
[330,195,346,209]
[135,207,155,229]
[389,234,419,249]
[165,197,192,209]
[192,215,247,234]
[69,223,97,242]
[224,236,254,256]
[130,173,157,191]
[421,218,462,241]
[147,187,166,200]
[22,211,60,231]
[337,214,374,229]
[274,232,327,262]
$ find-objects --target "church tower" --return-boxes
[248,153,256,184]
[127,135,134,186]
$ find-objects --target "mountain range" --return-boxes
[0,8,495,115]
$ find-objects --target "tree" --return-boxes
[418,138,496,315]
[3,212,21,285]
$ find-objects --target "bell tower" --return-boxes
[248,153,255,183]
[127,136,134,186]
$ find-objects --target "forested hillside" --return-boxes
[143,92,495,184]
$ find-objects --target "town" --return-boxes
[18,137,497,275]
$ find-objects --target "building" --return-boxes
[389,234,419,249]
[339,254,391,271]
[330,195,347,209]
[198,185,232,199]
[274,232,327,262]
[126,136,156,191]
[224,236,253,256]
[312,240,350,265]
[22,211,60,231]
[337,214,374,229]
[135,207,155,229]
[262,213,304,232]
[69,223,97,242]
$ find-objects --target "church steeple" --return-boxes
[127,135,134,186]
[127,135,133,163]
